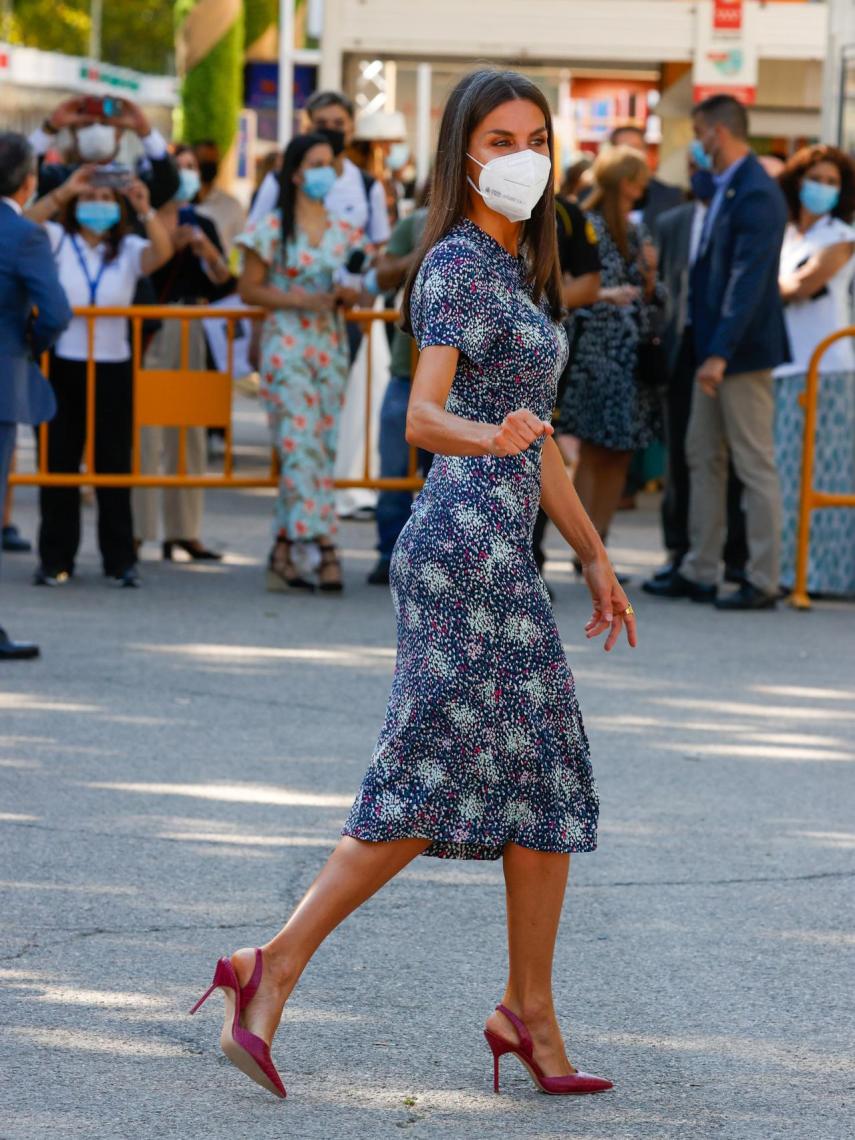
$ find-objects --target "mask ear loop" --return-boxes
[465,153,487,203]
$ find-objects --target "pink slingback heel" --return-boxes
[484,1003,613,1096]
[190,949,286,1099]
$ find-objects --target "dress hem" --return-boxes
[340,824,597,862]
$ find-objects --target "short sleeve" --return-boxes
[386,214,417,258]
[120,234,149,279]
[411,240,500,365]
[235,211,282,265]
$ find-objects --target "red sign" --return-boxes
[713,0,742,32]
[693,84,756,106]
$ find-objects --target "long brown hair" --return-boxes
[586,145,649,260]
[401,68,563,333]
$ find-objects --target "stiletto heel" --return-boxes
[190,950,286,1099]
[484,1005,613,1096]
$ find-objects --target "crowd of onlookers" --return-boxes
[1,85,853,658]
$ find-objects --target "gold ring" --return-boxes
[624,603,635,616]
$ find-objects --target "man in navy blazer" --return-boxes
[646,95,789,610]
[0,132,72,659]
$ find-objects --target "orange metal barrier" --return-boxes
[10,305,423,492]
[790,327,855,610]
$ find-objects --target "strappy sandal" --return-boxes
[265,539,315,593]
[317,542,343,593]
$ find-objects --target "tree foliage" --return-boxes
[8,0,175,76]
[175,0,244,154]
[245,0,277,49]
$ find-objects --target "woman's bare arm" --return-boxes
[405,345,553,456]
[237,248,334,312]
[779,241,854,302]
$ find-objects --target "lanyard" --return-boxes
[70,234,110,305]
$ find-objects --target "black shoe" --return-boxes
[162,539,223,561]
[642,570,717,603]
[0,627,39,660]
[724,565,747,585]
[33,566,71,587]
[714,582,777,611]
[111,566,141,588]
[367,558,391,586]
[653,559,683,583]
[2,525,31,553]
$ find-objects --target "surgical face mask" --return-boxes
[690,168,716,203]
[175,168,201,202]
[387,143,409,172]
[689,139,713,173]
[467,148,552,223]
[76,123,118,163]
[317,128,345,157]
[301,165,336,201]
[800,178,840,216]
[76,200,121,234]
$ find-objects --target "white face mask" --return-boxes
[76,122,118,163]
[467,148,552,222]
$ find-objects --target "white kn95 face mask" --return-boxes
[467,149,552,223]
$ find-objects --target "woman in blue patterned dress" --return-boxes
[193,71,636,1102]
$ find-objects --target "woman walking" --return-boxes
[558,146,663,567]
[192,70,636,1100]
[237,133,365,593]
[776,145,855,596]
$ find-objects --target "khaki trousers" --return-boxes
[681,370,781,595]
[132,314,208,543]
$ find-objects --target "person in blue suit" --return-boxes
[0,132,72,659]
[646,95,790,611]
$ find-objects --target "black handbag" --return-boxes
[634,300,668,389]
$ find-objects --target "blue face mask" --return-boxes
[387,143,409,173]
[689,139,713,172]
[690,169,716,203]
[75,200,121,234]
[176,168,201,203]
[799,178,840,216]
[301,165,336,201]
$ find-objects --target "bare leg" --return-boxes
[575,442,633,541]
[485,844,575,1076]
[232,835,430,1045]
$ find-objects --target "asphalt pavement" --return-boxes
[1,402,854,1139]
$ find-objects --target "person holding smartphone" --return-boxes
[132,146,233,563]
[25,167,172,587]
[29,96,180,209]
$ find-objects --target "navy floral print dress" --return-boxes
[342,219,598,860]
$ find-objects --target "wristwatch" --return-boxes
[42,118,59,136]
[141,209,157,222]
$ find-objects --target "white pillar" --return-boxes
[319,0,344,91]
[415,62,432,187]
[89,0,103,62]
[822,0,855,143]
[278,0,296,146]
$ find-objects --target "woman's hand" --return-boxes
[488,409,554,457]
[298,290,337,313]
[582,554,638,652]
[124,178,151,217]
[600,284,640,307]
[333,283,361,309]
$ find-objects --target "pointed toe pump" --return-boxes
[190,950,287,1099]
[484,1004,613,1096]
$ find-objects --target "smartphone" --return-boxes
[178,205,200,226]
[89,165,132,190]
[79,95,125,120]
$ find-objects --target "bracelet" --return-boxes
[141,209,156,222]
